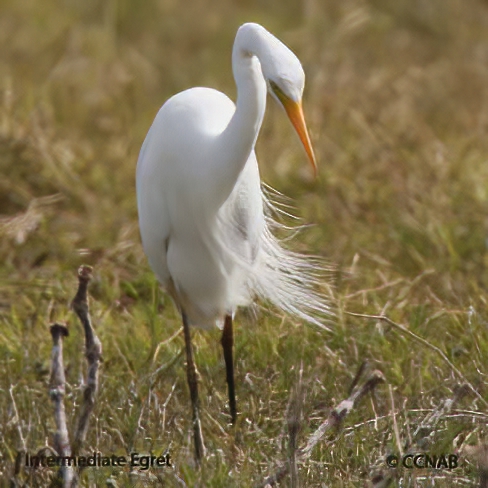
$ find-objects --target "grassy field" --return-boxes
[2,0,488,486]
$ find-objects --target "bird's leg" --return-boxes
[182,312,205,463]
[221,314,237,424]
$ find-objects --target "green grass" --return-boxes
[2,0,488,486]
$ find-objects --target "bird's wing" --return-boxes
[136,127,172,285]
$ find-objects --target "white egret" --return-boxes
[136,22,329,462]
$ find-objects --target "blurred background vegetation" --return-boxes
[2,0,488,485]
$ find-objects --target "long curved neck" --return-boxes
[209,26,267,208]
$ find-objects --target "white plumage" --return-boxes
[136,23,329,456]
[136,23,329,329]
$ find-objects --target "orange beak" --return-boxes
[281,98,317,177]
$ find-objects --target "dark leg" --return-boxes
[221,314,237,424]
[182,312,205,463]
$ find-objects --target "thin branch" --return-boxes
[301,370,385,458]
[346,311,487,408]
[71,265,102,456]
[49,323,74,487]
[256,370,385,488]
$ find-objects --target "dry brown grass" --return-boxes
[2,0,488,486]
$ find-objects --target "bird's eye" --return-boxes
[269,80,289,106]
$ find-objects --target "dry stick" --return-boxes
[301,370,385,458]
[71,265,102,456]
[256,370,385,488]
[346,312,488,408]
[49,323,74,487]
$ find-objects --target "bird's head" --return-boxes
[246,24,317,175]
[268,77,316,176]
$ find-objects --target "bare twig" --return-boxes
[256,370,385,488]
[346,311,487,408]
[71,265,102,456]
[301,370,385,458]
[49,323,74,487]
